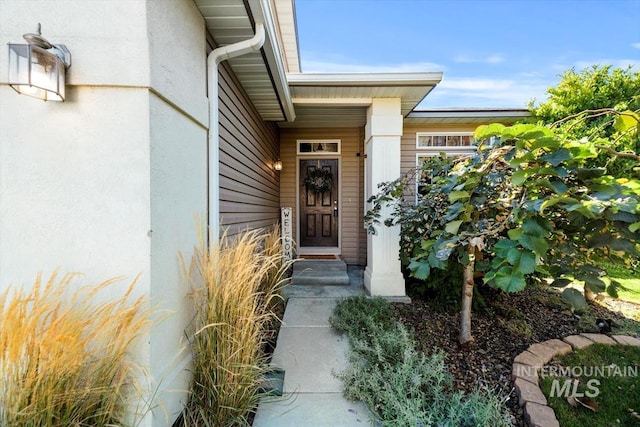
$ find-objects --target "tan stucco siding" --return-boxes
[218,62,281,235]
[280,127,366,265]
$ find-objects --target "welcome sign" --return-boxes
[281,207,293,261]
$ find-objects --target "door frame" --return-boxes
[296,156,342,255]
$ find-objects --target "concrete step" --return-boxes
[291,260,350,286]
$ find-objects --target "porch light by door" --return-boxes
[274,159,283,171]
[8,24,71,101]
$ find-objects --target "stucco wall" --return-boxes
[0,1,208,425]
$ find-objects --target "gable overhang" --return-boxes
[405,108,531,125]
[195,0,296,122]
[283,72,443,128]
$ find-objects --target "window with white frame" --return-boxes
[416,132,477,149]
[415,132,477,202]
[297,140,341,155]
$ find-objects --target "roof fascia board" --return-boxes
[292,97,373,106]
[287,72,443,87]
[408,109,531,119]
[248,0,296,121]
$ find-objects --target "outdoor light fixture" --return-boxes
[8,24,71,101]
[274,159,283,171]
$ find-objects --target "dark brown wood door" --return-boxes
[300,159,338,247]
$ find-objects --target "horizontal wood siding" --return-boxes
[280,127,366,265]
[218,61,280,235]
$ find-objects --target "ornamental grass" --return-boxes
[182,226,292,426]
[0,272,150,426]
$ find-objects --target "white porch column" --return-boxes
[364,98,405,297]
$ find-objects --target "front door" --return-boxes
[300,159,338,247]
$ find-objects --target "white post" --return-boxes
[364,98,406,297]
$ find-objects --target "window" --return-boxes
[415,132,478,202]
[416,132,476,149]
[298,140,341,155]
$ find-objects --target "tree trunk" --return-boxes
[584,284,595,302]
[459,246,476,346]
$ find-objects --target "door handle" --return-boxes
[333,207,338,217]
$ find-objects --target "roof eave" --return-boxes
[249,0,296,121]
[287,72,443,87]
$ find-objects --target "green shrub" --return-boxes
[332,296,511,427]
[330,296,395,340]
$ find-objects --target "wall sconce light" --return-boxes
[8,24,71,101]
[273,159,283,171]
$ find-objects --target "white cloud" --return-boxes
[632,42,640,49]
[421,77,550,108]
[301,59,444,73]
[453,54,505,64]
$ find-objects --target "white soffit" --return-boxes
[272,0,300,73]
[195,0,295,122]
[405,108,531,125]
[286,72,443,127]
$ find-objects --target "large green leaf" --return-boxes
[550,278,573,287]
[561,288,587,312]
[517,251,537,275]
[522,217,549,237]
[518,234,549,257]
[613,110,639,133]
[445,220,463,235]
[448,191,470,203]
[577,274,606,293]
[408,259,431,280]
[512,169,532,186]
[492,267,527,292]
[530,136,561,151]
[508,228,524,240]
[576,167,606,180]
[540,148,572,166]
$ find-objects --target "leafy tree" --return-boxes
[531,65,640,124]
[366,118,640,345]
[531,65,640,177]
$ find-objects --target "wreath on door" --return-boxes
[305,168,333,193]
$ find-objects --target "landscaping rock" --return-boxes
[524,402,560,427]
[514,377,547,406]
[512,362,538,385]
[526,342,557,364]
[514,350,544,369]
[612,334,640,346]
[540,338,573,356]
[580,333,616,345]
[563,334,594,350]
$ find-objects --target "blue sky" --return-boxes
[295,0,640,109]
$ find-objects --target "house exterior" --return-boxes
[0,0,528,425]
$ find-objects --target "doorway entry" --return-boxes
[299,158,339,247]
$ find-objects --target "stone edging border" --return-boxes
[512,333,640,427]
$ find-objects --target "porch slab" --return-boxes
[292,260,350,286]
[270,326,349,393]
[253,393,373,427]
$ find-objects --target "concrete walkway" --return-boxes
[253,267,373,427]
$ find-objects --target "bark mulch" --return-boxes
[392,284,639,426]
